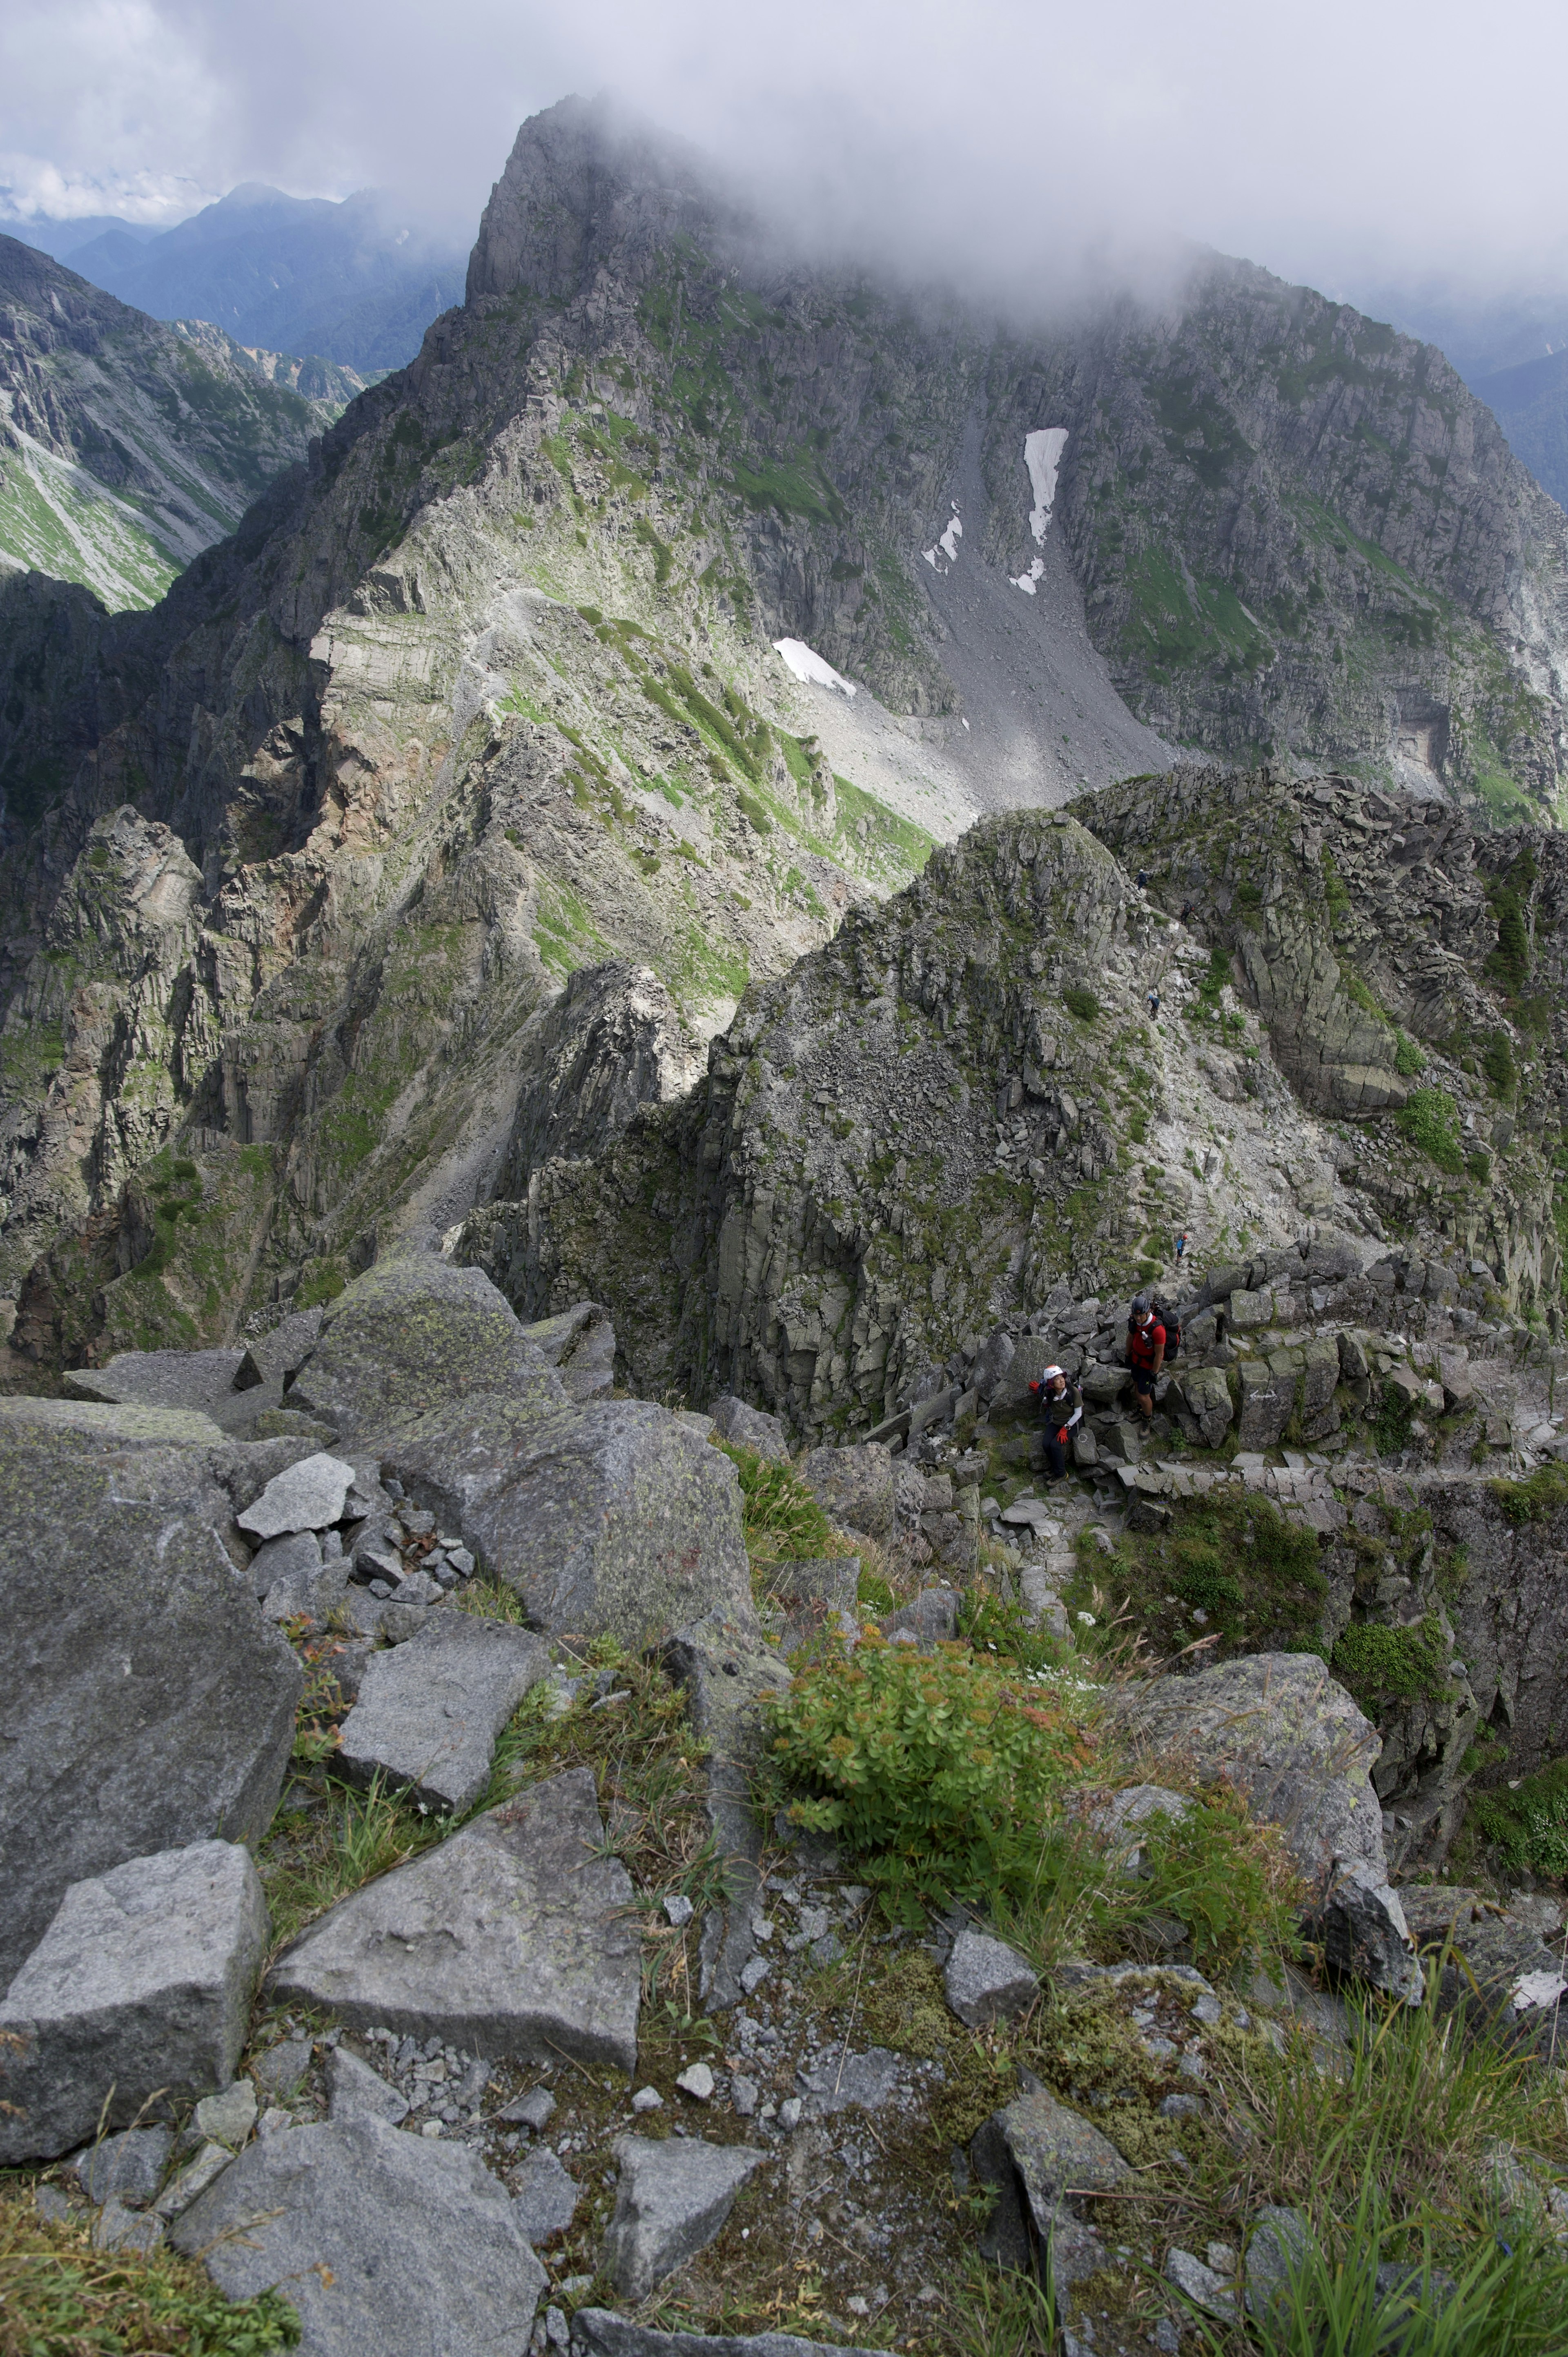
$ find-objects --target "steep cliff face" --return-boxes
[0,237,346,609]
[2,98,1566,1363]
[992,266,1568,816]
[468,767,1565,1436]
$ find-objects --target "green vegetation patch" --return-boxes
[1474,1755,1568,1878]
[763,1637,1095,1920]
[1397,1086,1463,1175]
[1064,1487,1328,1661]
[1063,985,1101,1022]
[1332,1614,1449,1706]
[1489,1463,1568,1525]
[0,2188,300,2351]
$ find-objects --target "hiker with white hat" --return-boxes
[1027,1362,1082,1483]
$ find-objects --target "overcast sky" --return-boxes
[2,0,1564,311]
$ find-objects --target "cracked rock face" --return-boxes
[0,1419,303,1989]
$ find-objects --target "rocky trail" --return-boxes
[4,1192,1568,2354]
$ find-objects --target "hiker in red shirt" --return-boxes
[1125,1293,1166,1425]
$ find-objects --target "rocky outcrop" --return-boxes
[0,1414,305,1987]
[1108,1652,1422,2001]
[474,772,1565,1440]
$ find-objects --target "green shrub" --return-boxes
[1482,1029,1517,1096]
[1371,1380,1417,1456]
[1393,1031,1426,1076]
[718,1442,837,1560]
[1063,985,1100,1022]
[1397,1087,1463,1174]
[763,1637,1090,1918]
[1467,1150,1492,1182]
[1332,1614,1448,1705]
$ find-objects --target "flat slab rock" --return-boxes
[172,2109,546,2357]
[600,2133,764,2298]
[0,1395,225,1445]
[63,1348,247,1413]
[336,1614,551,1813]
[572,2314,883,2357]
[270,1767,640,2069]
[237,1450,357,1540]
[0,1841,269,2163]
[0,1422,302,1990]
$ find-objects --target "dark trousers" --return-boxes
[1043,1429,1069,1477]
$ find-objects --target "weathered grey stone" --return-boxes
[971,2088,1127,2287]
[0,1842,269,2163]
[64,1348,248,1412]
[1176,1364,1233,1447]
[773,1556,860,1615]
[501,2084,557,2130]
[236,1450,357,1539]
[797,1442,895,1538]
[880,1587,958,1650]
[252,2037,313,2099]
[1165,2248,1236,2320]
[1244,2205,1312,2320]
[0,1396,225,1445]
[94,2195,165,2253]
[172,2109,547,2355]
[234,1307,325,1391]
[664,1617,785,2011]
[244,1527,322,1600]
[944,1928,1040,2027]
[1107,1655,1420,2000]
[1086,1784,1192,1869]
[1236,1361,1289,1449]
[327,2047,409,2126]
[709,1394,793,1463]
[336,1613,552,1812]
[192,2078,258,2148]
[798,2047,908,2116]
[385,1396,752,1646]
[600,2133,764,2298]
[1319,1868,1422,2005]
[971,1329,1017,1402]
[571,2315,884,2357]
[270,1768,640,2068]
[0,1424,301,1992]
[512,2146,580,2243]
[1229,1288,1274,1330]
[261,1542,349,1625]
[288,1255,567,1442]
[74,2127,173,2207]
[155,2141,234,2219]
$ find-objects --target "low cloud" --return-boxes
[3,0,1565,317]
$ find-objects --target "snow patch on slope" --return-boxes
[923,501,962,572]
[1011,427,1068,594]
[773,638,857,698]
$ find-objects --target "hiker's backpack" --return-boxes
[1152,1297,1183,1353]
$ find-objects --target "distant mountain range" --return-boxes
[0,236,362,609]
[9,184,468,376]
